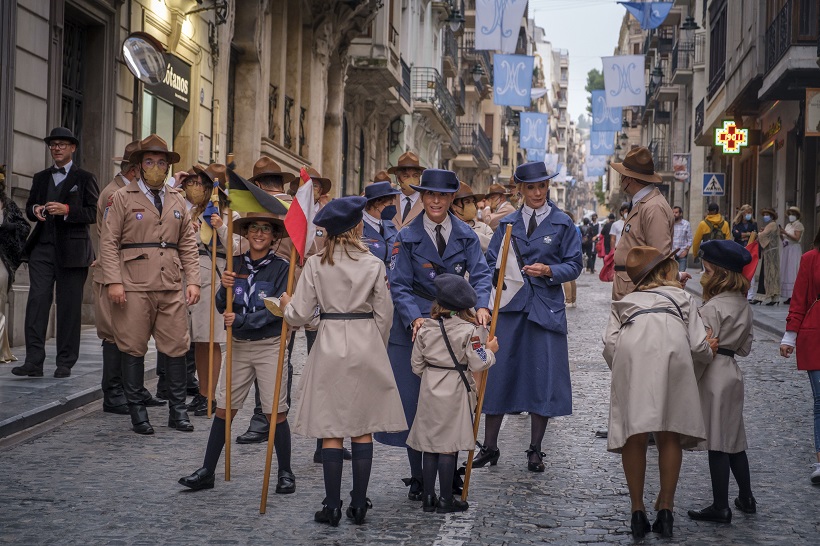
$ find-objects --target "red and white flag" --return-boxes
[284,167,317,264]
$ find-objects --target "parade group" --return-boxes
[5,127,812,539]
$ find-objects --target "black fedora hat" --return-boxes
[409,169,459,194]
[43,127,79,146]
[365,181,401,202]
[513,161,558,184]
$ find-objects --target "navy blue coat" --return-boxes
[362,219,398,266]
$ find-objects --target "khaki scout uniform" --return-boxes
[93,173,128,342]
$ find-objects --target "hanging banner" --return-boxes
[585,155,608,177]
[618,2,674,30]
[493,54,534,107]
[527,149,546,162]
[475,0,530,53]
[590,131,616,155]
[544,153,559,174]
[554,163,567,183]
[591,90,622,132]
[602,55,646,107]
[519,113,549,150]
[672,153,690,182]
[806,88,820,137]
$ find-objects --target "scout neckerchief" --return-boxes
[242,250,275,312]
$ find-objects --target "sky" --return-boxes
[531,0,628,122]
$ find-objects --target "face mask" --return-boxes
[622,212,628,219]
[400,175,420,193]
[380,204,397,221]
[762,215,771,223]
[744,214,752,221]
[788,215,797,223]
[142,165,168,189]
[460,202,477,222]
[185,185,208,207]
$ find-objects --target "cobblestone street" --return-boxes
[1,274,818,545]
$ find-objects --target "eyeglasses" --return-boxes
[142,159,169,169]
[184,180,205,187]
[247,223,274,234]
[48,142,71,150]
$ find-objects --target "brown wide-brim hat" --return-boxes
[248,156,296,185]
[387,151,426,174]
[626,246,679,287]
[373,170,391,183]
[130,134,181,164]
[192,163,229,193]
[611,146,662,184]
[453,181,485,202]
[232,212,289,239]
[485,183,510,197]
[290,167,331,195]
[786,206,801,218]
[112,140,140,163]
[760,208,777,220]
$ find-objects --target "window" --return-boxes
[707,0,727,99]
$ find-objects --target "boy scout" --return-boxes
[100,134,201,435]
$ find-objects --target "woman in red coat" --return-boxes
[780,226,820,484]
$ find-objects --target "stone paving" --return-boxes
[0,273,818,545]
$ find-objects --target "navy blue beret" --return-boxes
[409,168,460,194]
[434,273,477,311]
[313,196,367,237]
[699,239,752,273]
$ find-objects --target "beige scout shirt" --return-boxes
[92,173,129,284]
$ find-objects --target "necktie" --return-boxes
[379,222,385,237]
[435,224,446,257]
[403,197,412,221]
[627,201,634,214]
[50,166,66,174]
[151,189,163,215]
[527,210,538,237]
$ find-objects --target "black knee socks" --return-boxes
[273,419,291,472]
[351,442,373,508]
[729,451,753,499]
[530,414,550,452]
[708,450,731,509]
[422,452,439,497]
[483,414,504,450]
[322,448,344,509]
[407,447,423,480]
[438,454,457,501]
[203,417,227,473]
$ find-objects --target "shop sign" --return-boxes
[151,54,191,111]
[714,120,748,154]
[672,153,690,182]
[806,89,820,137]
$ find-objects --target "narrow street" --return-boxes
[1,274,817,545]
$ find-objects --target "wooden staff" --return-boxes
[259,245,298,514]
[462,223,513,502]
[224,201,234,481]
[207,179,220,419]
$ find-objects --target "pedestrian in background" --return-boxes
[609,203,630,252]
[0,166,30,363]
[482,183,516,231]
[362,178,400,266]
[14,127,99,379]
[691,202,730,258]
[407,274,497,514]
[587,214,600,273]
[687,240,756,524]
[563,209,580,307]
[580,217,595,273]
[752,208,781,306]
[450,182,494,252]
[731,204,757,246]
[672,206,693,272]
[780,206,804,305]
[603,246,717,539]
[389,151,426,229]
[779,225,820,484]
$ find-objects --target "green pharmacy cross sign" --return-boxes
[714,120,748,154]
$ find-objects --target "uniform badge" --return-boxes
[174,210,181,219]
[389,253,397,271]
[234,286,243,296]
[316,229,324,237]
[104,207,110,220]
[428,270,437,279]
[135,213,143,220]
[625,224,631,233]
[454,263,464,274]
[471,336,481,350]
[373,242,379,249]
[543,236,553,245]
[257,290,267,299]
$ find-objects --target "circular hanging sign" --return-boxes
[122,32,166,85]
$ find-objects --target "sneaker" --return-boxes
[811,463,820,484]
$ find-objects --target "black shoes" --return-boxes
[133,421,155,435]
[103,404,129,415]
[54,366,71,378]
[168,417,195,432]
[734,496,757,514]
[422,494,438,513]
[687,504,732,523]
[436,496,469,513]
[346,499,372,525]
[275,469,296,494]
[186,393,207,411]
[652,509,674,538]
[143,396,167,407]
[468,444,500,468]
[315,503,343,527]
[237,413,269,444]
[178,467,215,491]
[526,444,545,472]
[594,430,608,438]
[630,510,651,539]
[402,477,424,501]
[11,362,43,377]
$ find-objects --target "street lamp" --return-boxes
[651,65,664,86]
[448,8,465,33]
[681,15,699,44]
[471,64,485,83]
[620,131,629,147]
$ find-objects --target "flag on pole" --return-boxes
[284,167,318,264]
[199,197,221,246]
[618,2,674,30]
[489,242,525,310]
[226,168,289,215]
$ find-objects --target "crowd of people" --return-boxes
[1,129,818,539]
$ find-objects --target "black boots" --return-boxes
[101,341,128,414]
[236,412,269,443]
[165,354,194,432]
[122,354,154,435]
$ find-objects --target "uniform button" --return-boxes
[159,221,163,225]
[161,267,165,271]
[160,252,164,256]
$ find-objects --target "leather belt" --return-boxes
[199,249,226,259]
[121,242,178,250]
[319,312,374,320]
[716,348,735,358]
[614,265,626,271]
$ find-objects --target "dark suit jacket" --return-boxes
[23,164,99,268]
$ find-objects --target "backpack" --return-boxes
[702,219,725,242]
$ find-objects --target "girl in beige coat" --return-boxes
[603,246,717,539]
[687,240,757,524]
[407,274,497,514]
[280,196,407,527]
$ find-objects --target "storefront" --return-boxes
[141,52,191,152]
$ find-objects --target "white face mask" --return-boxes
[788,215,797,223]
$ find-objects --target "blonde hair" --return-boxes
[702,262,750,302]
[733,204,753,225]
[320,227,369,265]
[637,258,681,290]
[430,302,478,324]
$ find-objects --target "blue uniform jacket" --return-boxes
[215,253,290,341]
[389,212,492,344]
[486,203,582,334]
[362,219,398,266]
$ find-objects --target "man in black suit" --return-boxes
[12,127,98,378]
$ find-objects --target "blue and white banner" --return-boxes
[554,163,567,183]
[590,131,616,155]
[493,54,534,107]
[602,55,646,107]
[475,0,530,53]
[519,113,549,150]
[585,155,608,177]
[618,2,674,30]
[591,90,622,132]
[526,149,546,162]
[544,153,559,174]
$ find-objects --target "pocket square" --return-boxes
[69,185,79,192]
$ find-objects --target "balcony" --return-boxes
[760,0,820,100]
[442,27,458,79]
[453,123,491,169]
[693,33,706,68]
[654,110,671,124]
[649,138,670,174]
[412,67,457,138]
[670,40,693,85]
[650,58,677,102]
[455,76,466,116]
[765,0,819,74]
[462,30,493,85]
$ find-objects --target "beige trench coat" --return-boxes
[284,245,407,438]
[694,291,753,453]
[468,219,494,252]
[407,317,495,453]
[603,286,713,453]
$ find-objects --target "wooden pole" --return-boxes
[207,180,220,419]
[224,203,234,481]
[462,223,513,502]
[259,245,298,514]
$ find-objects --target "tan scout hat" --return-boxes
[113,140,141,163]
[290,167,331,196]
[610,147,662,184]
[387,151,426,174]
[248,156,296,185]
[130,134,181,164]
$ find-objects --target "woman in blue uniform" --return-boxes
[362,180,400,266]
[375,169,493,500]
[472,161,582,472]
